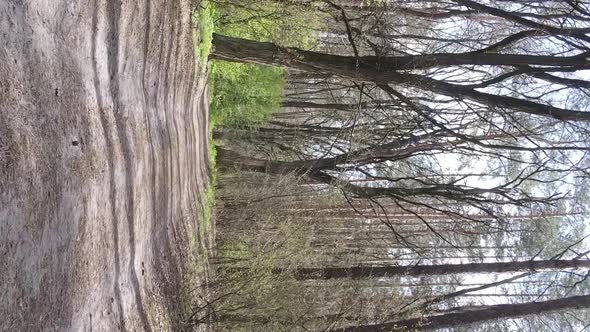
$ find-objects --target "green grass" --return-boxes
[207,0,323,129]
[198,0,325,129]
[191,0,217,233]
[192,0,215,66]
[209,62,284,128]
[191,0,284,129]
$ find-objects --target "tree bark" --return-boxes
[216,131,447,176]
[211,34,587,72]
[292,259,590,280]
[332,294,590,331]
[281,100,359,111]
[211,33,590,121]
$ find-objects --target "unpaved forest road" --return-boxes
[1,0,210,330]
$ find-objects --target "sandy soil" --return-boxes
[0,0,210,330]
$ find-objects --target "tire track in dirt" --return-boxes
[90,1,126,330]
[170,1,188,266]
[105,0,152,330]
[151,0,174,303]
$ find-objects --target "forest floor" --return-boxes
[0,0,213,330]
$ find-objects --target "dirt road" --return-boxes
[0,0,210,330]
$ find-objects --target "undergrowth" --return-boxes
[182,1,217,328]
[192,0,215,67]
[209,63,284,128]
[208,0,323,128]
[185,0,324,327]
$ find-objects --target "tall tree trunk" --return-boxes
[210,33,590,121]
[331,294,590,331]
[211,34,586,71]
[281,100,358,111]
[407,272,532,314]
[216,131,448,176]
[292,259,590,280]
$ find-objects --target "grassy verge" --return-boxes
[191,0,325,270]
[190,0,217,245]
[208,0,314,129]
[183,0,324,326]
[192,0,215,67]
[181,1,217,327]
[209,62,284,128]
[206,0,324,129]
